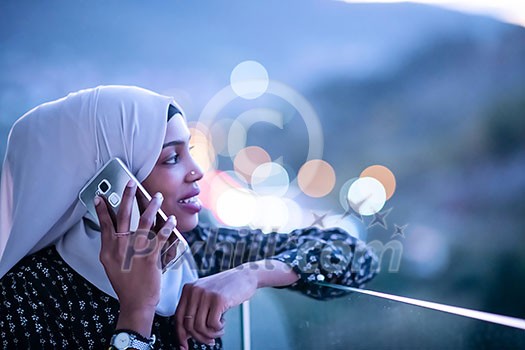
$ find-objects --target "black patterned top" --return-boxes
[0,224,379,349]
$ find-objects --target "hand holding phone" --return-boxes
[79,157,189,272]
[93,184,174,331]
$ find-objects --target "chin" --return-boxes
[176,213,199,233]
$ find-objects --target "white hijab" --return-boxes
[0,85,198,316]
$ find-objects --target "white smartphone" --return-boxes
[79,157,189,272]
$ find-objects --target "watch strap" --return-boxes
[110,329,156,350]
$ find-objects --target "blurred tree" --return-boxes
[484,95,525,157]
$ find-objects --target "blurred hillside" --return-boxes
[0,0,517,144]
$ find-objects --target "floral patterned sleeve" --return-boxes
[183,224,379,300]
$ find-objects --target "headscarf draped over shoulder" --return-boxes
[0,86,198,316]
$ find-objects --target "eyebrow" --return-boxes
[162,140,184,149]
[162,136,191,149]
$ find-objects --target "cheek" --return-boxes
[158,177,185,206]
[160,179,184,205]
[142,168,196,229]
[143,170,184,201]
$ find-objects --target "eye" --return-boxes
[164,154,179,165]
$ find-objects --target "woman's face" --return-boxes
[141,114,204,232]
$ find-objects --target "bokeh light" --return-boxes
[227,120,248,157]
[281,198,306,232]
[251,162,290,196]
[230,60,270,99]
[188,124,217,173]
[199,170,244,216]
[223,170,251,186]
[360,164,396,200]
[237,108,284,130]
[209,118,247,157]
[297,159,336,198]
[209,118,234,156]
[347,177,386,216]
[403,224,450,277]
[250,196,289,233]
[234,146,272,183]
[339,177,359,211]
[217,188,257,227]
[187,121,211,136]
[196,80,325,201]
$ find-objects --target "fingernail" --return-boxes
[94,196,101,206]
[208,340,216,346]
[126,179,135,188]
[154,192,163,200]
[169,215,176,224]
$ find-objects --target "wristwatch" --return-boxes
[109,329,156,350]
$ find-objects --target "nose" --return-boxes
[186,159,204,182]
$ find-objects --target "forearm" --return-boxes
[192,225,378,300]
[242,259,300,289]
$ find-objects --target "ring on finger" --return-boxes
[113,231,131,237]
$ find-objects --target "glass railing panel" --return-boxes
[247,286,525,350]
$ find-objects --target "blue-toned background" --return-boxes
[1,1,524,348]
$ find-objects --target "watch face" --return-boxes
[114,332,132,349]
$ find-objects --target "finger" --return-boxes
[176,291,219,346]
[116,179,137,233]
[161,238,178,268]
[94,196,118,266]
[189,327,216,347]
[135,186,150,214]
[153,215,176,269]
[190,332,217,346]
[153,211,165,233]
[175,285,191,349]
[94,195,116,242]
[178,329,189,350]
[137,192,164,232]
[194,294,210,338]
[135,187,167,232]
[155,215,176,252]
[182,287,201,335]
[99,194,118,230]
[159,219,181,265]
[184,291,216,344]
[194,296,224,341]
[207,298,226,332]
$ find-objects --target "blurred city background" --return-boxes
[1,0,524,349]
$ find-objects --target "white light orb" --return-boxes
[347,177,386,216]
[250,196,289,233]
[251,162,290,196]
[230,60,269,99]
[217,188,257,227]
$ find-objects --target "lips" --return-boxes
[177,189,200,203]
[177,189,202,214]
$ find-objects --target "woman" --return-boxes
[0,86,378,349]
